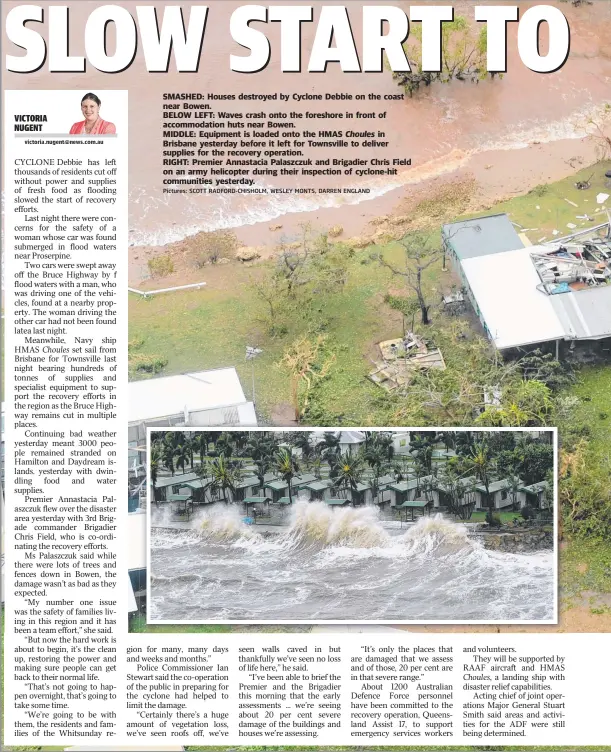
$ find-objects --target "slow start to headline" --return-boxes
[6,5,570,75]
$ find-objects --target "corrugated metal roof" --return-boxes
[550,285,611,340]
[128,367,248,424]
[442,213,523,260]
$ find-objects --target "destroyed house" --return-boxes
[443,214,611,353]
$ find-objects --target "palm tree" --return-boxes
[333,451,365,500]
[247,434,277,462]
[363,444,386,504]
[411,436,434,474]
[292,431,313,461]
[183,434,195,468]
[376,432,395,463]
[273,447,300,504]
[174,441,191,474]
[469,441,497,517]
[161,441,176,475]
[506,471,522,512]
[253,456,270,496]
[150,443,162,488]
[215,433,235,459]
[208,456,243,504]
[319,431,340,462]
[437,461,476,520]
[193,432,211,465]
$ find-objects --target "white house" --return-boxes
[443,214,611,353]
[475,479,521,510]
[128,367,257,448]
[519,480,551,509]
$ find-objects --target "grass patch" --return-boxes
[560,539,611,598]
[478,160,611,242]
[569,365,611,453]
[467,511,522,524]
[129,613,230,633]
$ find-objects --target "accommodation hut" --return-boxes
[435,475,477,510]
[264,478,291,503]
[519,480,551,510]
[388,476,435,507]
[153,472,199,502]
[233,475,263,501]
[300,478,333,501]
[475,479,521,510]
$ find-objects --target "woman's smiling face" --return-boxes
[81,98,99,121]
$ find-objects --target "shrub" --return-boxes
[147,255,174,277]
[528,183,549,197]
[521,504,535,520]
[485,509,502,527]
[192,230,238,265]
[129,353,168,374]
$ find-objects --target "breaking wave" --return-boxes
[149,501,554,621]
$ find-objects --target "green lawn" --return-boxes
[129,613,230,633]
[569,364,611,455]
[467,511,522,524]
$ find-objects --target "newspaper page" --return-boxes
[1,1,610,751]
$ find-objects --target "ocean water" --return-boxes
[149,500,554,622]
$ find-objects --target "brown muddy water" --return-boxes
[149,502,554,622]
[4,1,611,248]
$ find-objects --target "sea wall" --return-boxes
[478,528,554,553]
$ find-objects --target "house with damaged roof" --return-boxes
[442,213,611,356]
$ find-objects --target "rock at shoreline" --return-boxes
[346,235,374,249]
[480,528,553,553]
[236,246,263,262]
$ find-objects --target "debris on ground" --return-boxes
[575,174,593,190]
[532,222,611,294]
[368,334,446,391]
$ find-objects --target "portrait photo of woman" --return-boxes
[69,93,116,135]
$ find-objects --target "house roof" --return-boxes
[550,284,611,340]
[154,472,199,489]
[452,219,611,349]
[303,479,333,492]
[476,478,520,493]
[294,473,318,486]
[265,479,289,491]
[461,246,566,349]
[442,214,523,260]
[521,480,550,493]
[128,367,251,425]
[235,476,260,489]
[390,475,433,492]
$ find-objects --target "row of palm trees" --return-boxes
[150,430,550,515]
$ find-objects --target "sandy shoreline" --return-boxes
[129,133,604,286]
